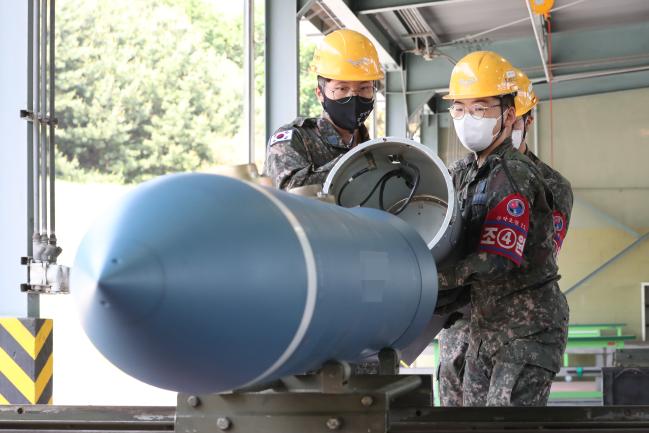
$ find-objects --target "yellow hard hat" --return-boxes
[443,51,517,100]
[313,29,384,81]
[513,68,538,117]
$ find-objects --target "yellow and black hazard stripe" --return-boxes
[0,318,53,404]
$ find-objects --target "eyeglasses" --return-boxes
[448,104,501,120]
[324,84,377,104]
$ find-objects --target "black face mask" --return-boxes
[321,93,375,133]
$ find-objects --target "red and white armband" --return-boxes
[478,193,530,265]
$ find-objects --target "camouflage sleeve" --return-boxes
[447,156,469,190]
[264,128,340,190]
[547,175,573,255]
[551,176,574,229]
[439,159,543,289]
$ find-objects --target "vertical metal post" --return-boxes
[49,0,56,240]
[264,0,298,144]
[27,0,34,255]
[33,0,40,241]
[244,0,255,164]
[385,71,407,137]
[419,112,438,155]
[40,0,48,238]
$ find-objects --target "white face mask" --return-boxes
[453,114,501,153]
[511,129,524,149]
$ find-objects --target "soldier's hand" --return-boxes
[437,265,458,291]
[434,285,471,315]
[442,311,465,329]
[315,154,344,173]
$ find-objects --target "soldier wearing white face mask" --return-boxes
[437,51,569,407]
[437,65,574,407]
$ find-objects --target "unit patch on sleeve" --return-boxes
[478,193,530,265]
[269,130,293,146]
[552,210,567,255]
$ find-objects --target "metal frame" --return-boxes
[642,282,649,342]
[5,402,649,432]
[0,405,175,432]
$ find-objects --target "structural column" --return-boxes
[264,0,299,143]
[419,111,438,155]
[0,0,30,318]
[385,70,407,138]
[0,2,55,405]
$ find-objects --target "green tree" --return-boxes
[299,42,322,118]
[56,0,243,183]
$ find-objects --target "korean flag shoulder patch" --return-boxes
[269,129,294,146]
[478,193,530,266]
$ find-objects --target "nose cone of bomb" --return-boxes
[75,240,165,324]
[72,174,311,393]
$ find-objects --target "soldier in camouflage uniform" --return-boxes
[511,68,574,253]
[264,29,383,190]
[437,51,569,407]
[436,68,574,407]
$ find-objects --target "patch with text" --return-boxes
[478,193,530,265]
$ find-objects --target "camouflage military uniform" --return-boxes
[438,139,569,407]
[437,317,470,406]
[437,149,573,407]
[264,116,370,190]
[525,149,574,255]
[436,154,474,407]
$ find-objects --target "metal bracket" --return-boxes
[20,109,58,126]
[21,257,70,294]
[177,372,432,433]
[177,391,388,433]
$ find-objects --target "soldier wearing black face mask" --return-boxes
[264,29,384,191]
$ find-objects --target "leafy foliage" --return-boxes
[55,0,322,183]
[299,42,321,118]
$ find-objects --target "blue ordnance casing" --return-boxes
[72,173,438,393]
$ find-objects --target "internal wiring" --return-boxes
[336,159,421,216]
[336,166,372,206]
[389,160,420,215]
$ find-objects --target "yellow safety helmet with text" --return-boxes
[513,68,538,117]
[444,51,517,100]
[313,29,384,81]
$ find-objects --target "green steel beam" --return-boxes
[533,68,649,101]
[350,7,649,127]
[385,71,408,136]
[391,22,649,113]
[419,112,438,154]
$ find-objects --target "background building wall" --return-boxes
[537,87,649,339]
